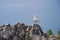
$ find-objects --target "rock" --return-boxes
[0,23,58,40]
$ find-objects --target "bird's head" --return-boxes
[32,15,36,19]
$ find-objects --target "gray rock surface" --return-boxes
[0,23,58,40]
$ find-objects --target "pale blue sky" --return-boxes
[0,0,60,34]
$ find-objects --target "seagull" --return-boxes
[32,15,39,24]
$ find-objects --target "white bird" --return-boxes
[32,15,39,24]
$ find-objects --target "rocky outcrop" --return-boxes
[0,23,58,40]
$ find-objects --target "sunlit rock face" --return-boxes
[25,24,44,40]
[0,23,58,40]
